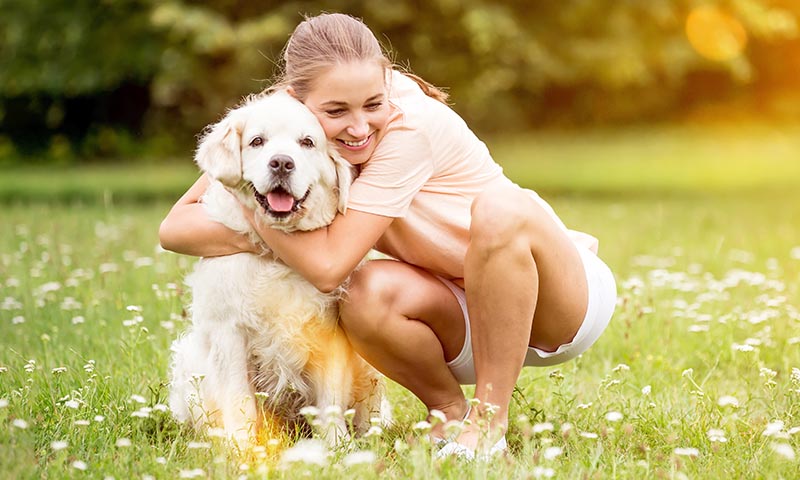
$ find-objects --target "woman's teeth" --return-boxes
[342,137,368,147]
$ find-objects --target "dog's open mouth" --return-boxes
[253,185,310,218]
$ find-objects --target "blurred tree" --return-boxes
[0,0,165,154]
[0,0,797,161]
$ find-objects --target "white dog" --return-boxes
[168,91,388,447]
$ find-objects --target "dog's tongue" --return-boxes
[266,191,295,212]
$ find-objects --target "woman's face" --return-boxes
[302,61,390,166]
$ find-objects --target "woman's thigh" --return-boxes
[342,259,467,361]
[469,186,590,352]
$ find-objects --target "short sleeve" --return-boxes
[346,127,435,218]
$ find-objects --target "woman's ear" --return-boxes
[286,86,299,100]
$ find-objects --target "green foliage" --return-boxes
[0,0,798,162]
[0,0,164,96]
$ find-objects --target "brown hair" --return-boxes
[273,13,448,104]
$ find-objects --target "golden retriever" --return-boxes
[168,91,388,447]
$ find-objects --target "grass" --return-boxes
[1,124,799,478]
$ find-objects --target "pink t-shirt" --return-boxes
[347,71,598,282]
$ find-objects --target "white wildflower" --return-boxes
[771,442,796,461]
[51,367,67,374]
[543,446,563,460]
[156,457,167,465]
[428,409,447,424]
[51,440,69,451]
[707,429,727,443]
[365,425,383,438]
[93,415,105,422]
[576,402,592,410]
[0,398,8,408]
[12,316,25,325]
[115,438,131,448]
[72,460,88,471]
[279,439,329,467]
[187,441,211,449]
[299,406,320,418]
[72,316,85,325]
[673,447,699,457]
[642,385,652,396]
[533,422,554,434]
[531,466,555,478]
[12,419,29,429]
[74,420,90,426]
[612,363,630,373]
[178,469,205,478]
[130,394,147,404]
[413,421,432,432]
[342,450,377,467]
[717,396,740,408]
[579,432,598,439]
[134,257,154,267]
[64,399,80,409]
[732,343,755,352]
[763,420,785,437]
[605,411,624,422]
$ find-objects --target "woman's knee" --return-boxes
[470,187,552,251]
[339,261,399,336]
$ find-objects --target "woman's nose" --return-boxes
[346,114,369,138]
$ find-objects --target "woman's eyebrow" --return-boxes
[320,94,385,108]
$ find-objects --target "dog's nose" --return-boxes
[269,154,295,174]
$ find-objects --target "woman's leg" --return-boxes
[339,259,470,430]
[458,186,589,449]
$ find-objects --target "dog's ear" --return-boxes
[195,109,245,187]
[330,147,354,214]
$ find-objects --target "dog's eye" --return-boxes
[250,136,264,147]
[299,137,315,149]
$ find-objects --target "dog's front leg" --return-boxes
[311,333,355,447]
[207,327,257,448]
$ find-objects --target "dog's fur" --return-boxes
[168,91,388,447]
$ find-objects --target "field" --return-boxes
[1,125,799,478]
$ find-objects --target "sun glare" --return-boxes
[686,6,748,62]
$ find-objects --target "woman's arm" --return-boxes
[159,174,261,257]
[244,205,393,293]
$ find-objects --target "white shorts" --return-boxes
[441,245,617,385]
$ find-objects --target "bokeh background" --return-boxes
[1,0,799,166]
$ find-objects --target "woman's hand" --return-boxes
[159,174,262,257]
[240,201,393,293]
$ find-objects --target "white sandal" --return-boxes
[436,435,507,461]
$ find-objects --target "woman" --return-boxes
[159,13,616,458]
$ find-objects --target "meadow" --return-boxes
[1,124,799,479]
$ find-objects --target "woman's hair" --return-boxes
[274,13,448,104]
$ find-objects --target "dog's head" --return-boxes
[195,91,354,232]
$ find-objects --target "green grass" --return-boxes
[1,125,799,478]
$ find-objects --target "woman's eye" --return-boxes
[326,109,345,117]
[299,137,315,148]
[250,136,264,147]
[365,102,383,111]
